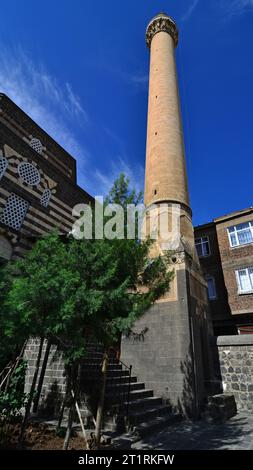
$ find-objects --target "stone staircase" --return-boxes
[80,347,182,439]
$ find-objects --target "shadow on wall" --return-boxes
[39,380,64,418]
[176,341,223,420]
[177,356,195,419]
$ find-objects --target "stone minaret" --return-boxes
[144,13,195,257]
[121,13,214,418]
[145,13,188,208]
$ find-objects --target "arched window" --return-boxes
[0,156,8,180]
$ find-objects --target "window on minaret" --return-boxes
[195,236,210,257]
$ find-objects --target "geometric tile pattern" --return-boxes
[18,161,41,186]
[40,188,51,208]
[29,137,43,155]
[0,193,29,230]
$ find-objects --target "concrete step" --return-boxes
[128,404,172,426]
[82,366,129,380]
[130,413,182,439]
[106,376,137,384]
[128,389,153,401]
[106,382,145,393]
[82,363,122,370]
[105,388,153,405]
[126,396,163,412]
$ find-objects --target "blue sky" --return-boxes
[0,0,253,225]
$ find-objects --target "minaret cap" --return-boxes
[146,12,178,48]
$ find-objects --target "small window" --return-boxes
[18,162,41,186]
[228,222,253,247]
[206,276,217,300]
[40,189,51,208]
[0,194,29,231]
[236,267,253,294]
[195,236,210,257]
[29,138,43,155]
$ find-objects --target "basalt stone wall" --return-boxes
[217,335,253,411]
[121,264,213,418]
[24,338,66,415]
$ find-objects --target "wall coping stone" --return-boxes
[215,334,253,346]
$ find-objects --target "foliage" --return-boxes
[0,174,174,443]
[0,263,26,370]
[0,361,28,420]
[1,233,87,365]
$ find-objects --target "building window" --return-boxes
[0,156,8,180]
[236,267,253,294]
[228,222,253,247]
[195,236,210,257]
[0,194,29,231]
[18,162,41,186]
[206,276,217,300]
[40,189,51,208]
[29,138,43,155]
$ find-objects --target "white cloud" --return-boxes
[96,128,145,196]
[181,0,200,22]
[0,45,88,161]
[221,0,253,16]
[0,45,144,199]
[130,74,149,86]
[94,156,144,197]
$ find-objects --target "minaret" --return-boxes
[144,13,195,257]
[121,13,214,418]
[145,13,188,208]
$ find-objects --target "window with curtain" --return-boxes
[228,222,253,247]
[195,236,210,257]
[206,277,217,300]
[236,267,253,293]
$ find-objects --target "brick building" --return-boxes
[0,93,93,262]
[195,207,253,336]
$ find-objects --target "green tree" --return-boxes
[65,174,174,446]
[2,233,86,446]
[0,174,174,450]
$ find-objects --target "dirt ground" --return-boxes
[0,421,101,450]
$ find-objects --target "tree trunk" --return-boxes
[63,363,80,450]
[19,337,44,447]
[32,339,51,413]
[57,371,71,430]
[72,390,89,450]
[94,349,109,448]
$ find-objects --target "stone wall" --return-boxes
[24,338,66,415]
[216,334,253,412]
[121,260,214,418]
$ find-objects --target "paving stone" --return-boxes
[132,413,253,450]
